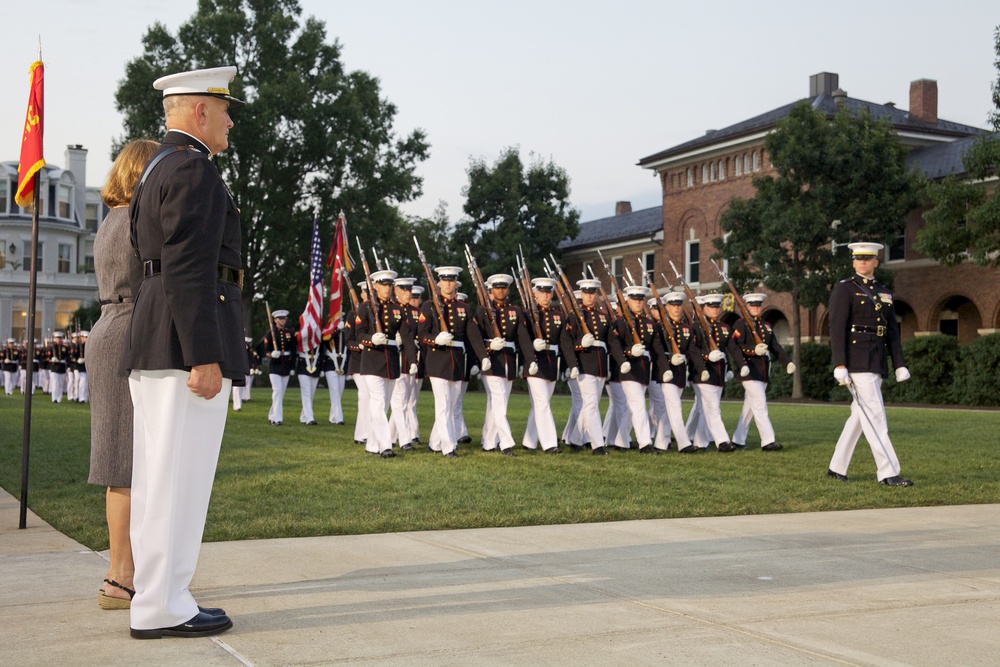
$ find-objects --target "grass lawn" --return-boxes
[2,385,999,551]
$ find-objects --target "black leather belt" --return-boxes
[850,324,885,336]
[99,296,133,305]
[143,259,244,289]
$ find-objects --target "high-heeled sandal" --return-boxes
[98,578,135,610]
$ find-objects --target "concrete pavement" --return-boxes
[2,487,999,665]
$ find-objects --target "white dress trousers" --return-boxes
[829,372,902,481]
[733,380,776,447]
[523,376,558,450]
[268,373,289,423]
[128,369,230,630]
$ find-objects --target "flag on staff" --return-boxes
[322,211,352,336]
[16,61,45,208]
[298,218,324,353]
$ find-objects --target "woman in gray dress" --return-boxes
[88,139,158,609]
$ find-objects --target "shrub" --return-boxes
[883,335,960,404]
[950,333,1000,406]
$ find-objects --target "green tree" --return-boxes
[113,0,429,333]
[717,103,923,398]
[454,147,580,283]
[916,26,1000,267]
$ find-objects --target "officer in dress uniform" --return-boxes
[610,285,667,453]
[731,293,794,451]
[417,269,488,457]
[684,293,740,452]
[477,274,538,456]
[321,316,347,424]
[295,326,322,425]
[49,332,70,403]
[649,292,698,452]
[355,269,418,457]
[827,242,913,486]
[565,278,621,455]
[389,276,419,449]
[261,310,294,425]
[522,277,577,453]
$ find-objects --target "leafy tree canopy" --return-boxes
[114,0,429,332]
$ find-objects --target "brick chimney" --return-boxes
[909,79,938,125]
[615,201,632,216]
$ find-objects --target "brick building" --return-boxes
[565,72,999,345]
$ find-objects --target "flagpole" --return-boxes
[19,178,41,529]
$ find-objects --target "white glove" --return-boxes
[671,353,685,366]
[834,367,851,385]
[434,331,454,347]
[708,349,724,363]
[395,333,403,346]
[490,337,505,351]
[725,370,734,382]
[895,367,910,382]
[371,332,389,346]
[630,343,646,357]
[754,343,768,356]
[570,367,580,379]
[581,333,595,348]
[533,338,547,352]
[480,357,492,372]
[786,362,795,374]
[528,361,538,375]
[470,365,480,376]
[700,370,710,382]
[662,370,673,383]
[740,365,750,377]
[270,350,280,359]
[409,363,418,375]
[620,361,632,375]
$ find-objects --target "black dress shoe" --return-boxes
[131,612,233,639]
[500,448,515,457]
[679,445,698,454]
[717,441,736,452]
[380,450,396,458]
[761,442,783,451]
[198,605,226,616]
[879,475,913,486]
[457,435,472,444]
[592,446,607,455]
[826,469,849,482]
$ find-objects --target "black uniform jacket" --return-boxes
[689,317,735,387]
[611,313,667,386]
[525,305,577,382]
[476,301,537,381]
[565,304,619,378]
[655,317,701,389]
[261,325,295,376]
[829,274,904,377]
[355,297,417,379]
[417,296,487,382]
[125,131,248,383]
[732,317,790,383]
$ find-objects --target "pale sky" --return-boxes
[3,0,998,223]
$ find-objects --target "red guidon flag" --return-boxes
[16,61,45,208]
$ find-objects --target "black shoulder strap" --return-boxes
[129,146,188,260]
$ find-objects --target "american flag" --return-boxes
[322,211,351,336]
[298,218,324,352]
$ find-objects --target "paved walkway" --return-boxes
[2,487,998,666]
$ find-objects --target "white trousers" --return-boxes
[268,374,289,423]
[128,369,230,630]
[360,374,394,453]
[653,382,692,451]
[829,373,902,481]
[603,382,631,448]
[620,380,652,447]
[299,375,320,423]
[686,384,729,448]
[453,381,469,439]
[562,376,583,445]
[733,380,776,446]
[50,372,65,402]
[354,374,371,442]
[324,371,345,423]
[577,374,606,449]
[481,375,515,450]
[523,376,558,450]
[429,376,461,454]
